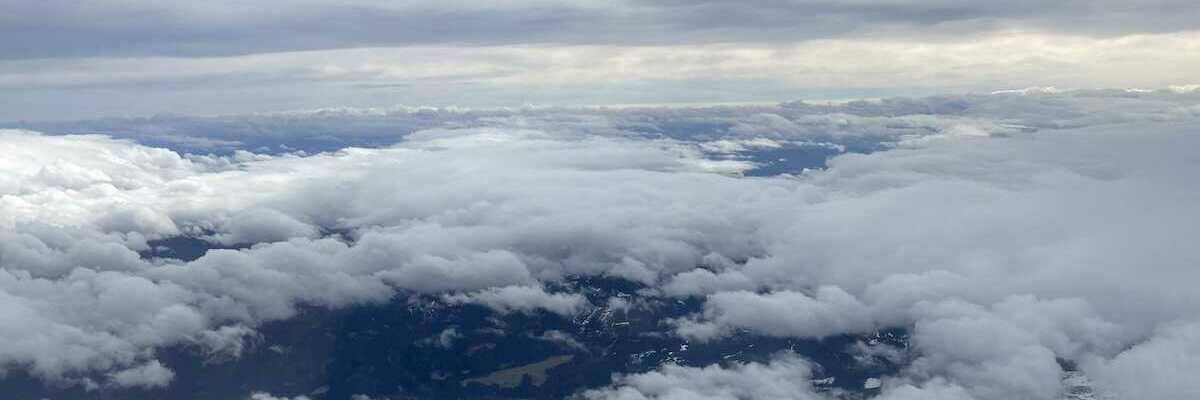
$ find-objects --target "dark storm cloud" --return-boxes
[0,1,608,59]
[637,0,1200,35]
[2,0,1198,60]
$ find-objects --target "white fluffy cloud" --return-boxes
[674,287,875,340]
[443,285,591,316]
[1083,321,1200,400]
[581,355,823,400]
[249,392,311,400]
[0,91,1198,398]
[106,360,175,389]
[0,127,776,385]
[653,120,1200,398]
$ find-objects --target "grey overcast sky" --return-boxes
[2,0,1199,120]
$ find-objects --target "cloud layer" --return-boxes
[1,91,1199,398]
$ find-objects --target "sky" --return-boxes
[2,0,1200,120]
[3,2,1200,400]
